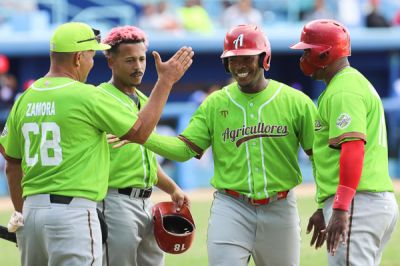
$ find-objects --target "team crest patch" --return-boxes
[1,125,8,137]
[336,113,351,129]
[220,110,228,118]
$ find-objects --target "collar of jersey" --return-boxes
[31,77,78,91]
[230,79,280,103]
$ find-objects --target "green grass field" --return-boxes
[0,194,399,266]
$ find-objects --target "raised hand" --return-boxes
[152,46,194,87]
[307,209,326,249]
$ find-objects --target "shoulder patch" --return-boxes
[336,113,351,129]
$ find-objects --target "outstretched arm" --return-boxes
[144,133,199,162]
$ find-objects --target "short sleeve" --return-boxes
[180,100,212,151]
[327,93,366,147]
[0,105,22,160]
[88,86,138,138]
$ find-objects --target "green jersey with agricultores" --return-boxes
[180,79,317,200]
[98,83,158,189]
[313,67,394,204]
[0,77,138,201]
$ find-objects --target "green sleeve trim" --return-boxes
[144,133,197,162]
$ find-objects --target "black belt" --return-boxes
[50,194,73,204]
[117,187,152,198]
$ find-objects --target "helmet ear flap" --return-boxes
[222,58,230,73]
[258,53,265,69]
[258,52,271,71]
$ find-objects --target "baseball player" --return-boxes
[98,26,190,266]
[0,22,193,266]
[290,19,399,265]
[129,25,317,265]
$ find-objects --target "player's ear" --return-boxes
[73,52,82,67]
[106,54,114,68]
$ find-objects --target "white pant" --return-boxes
[99,188,164,266]
[207,190,300,266]
[17,194,102,266]
[323,191,399,266]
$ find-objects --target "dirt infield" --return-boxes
[1,180,399,211]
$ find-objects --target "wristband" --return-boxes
[332,185,356,211]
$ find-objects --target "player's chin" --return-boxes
[130,78,143,87]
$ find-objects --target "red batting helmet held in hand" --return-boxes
[290,19,351,76]
[221,24,271,71]
[152,202,195,254]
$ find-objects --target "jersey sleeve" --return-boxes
[297,96,317,152]
[88,86,139,138]
[327,92,367,147]
[144,133,198,162]
[180,99,212,152]
[0,101,23,161]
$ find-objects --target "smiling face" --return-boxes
[227,54,265,93]
[108,42,146,88]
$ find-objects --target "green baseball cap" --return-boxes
[50,22,111,52]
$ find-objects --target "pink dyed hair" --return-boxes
[102,25,148,53]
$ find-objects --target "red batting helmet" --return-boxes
[152,202,195,254]
[290,19,351,76]
[221,24,271,72]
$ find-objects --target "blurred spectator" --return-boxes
[302,0,334,21]
[221,0,262,29]
[0,55,9,75]
[1,0,37,12]
[0,73,18,106]
[0,0,48,32]
[178,0,213,33]
[14,78,34,101]
[337,0,362,27]
[138,1,182,33]
[366,0,390,27]
[189,83,220,106]
[393,10,400,26]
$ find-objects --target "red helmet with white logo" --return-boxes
[221,24,271,71]
[290,19,351,76]
[152,202,195,254]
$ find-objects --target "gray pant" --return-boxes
[323,191,399,266]
[207,190,300,266]
[99,188,164,266]
[16,194,101,266]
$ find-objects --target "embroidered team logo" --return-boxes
[233,33,244,49]
[1,125,8,137]
[220,110,229,118]
[336,113,351,129]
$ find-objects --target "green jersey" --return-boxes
[313,67,394,204]
[0,77,138,201]
[180,80,317,199]
[98,83,158,189]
